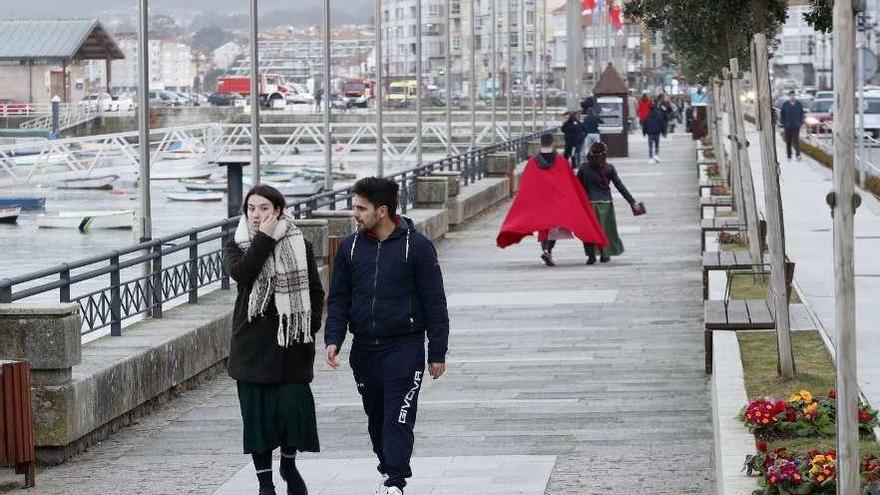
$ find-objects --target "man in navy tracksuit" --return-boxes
[324,177,449,495]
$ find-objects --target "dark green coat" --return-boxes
[226,232,325,384]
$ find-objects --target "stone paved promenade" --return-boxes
[10,132,714,494]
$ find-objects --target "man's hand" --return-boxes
[428,362,445,379]
[324,345,340,369]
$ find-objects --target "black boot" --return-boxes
[584,244,597,265]
[280,452,308,495]
[258,487,277,495]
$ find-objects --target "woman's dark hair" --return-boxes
[352,177,399,217]
[242,184,286,218]
[587,142,608,167]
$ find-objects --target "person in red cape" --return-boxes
[496,133,609,266]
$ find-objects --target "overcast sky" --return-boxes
[3,0,372,19]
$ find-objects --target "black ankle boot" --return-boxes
[584,244,597,265]
[258,486,277,495]
[281,467,308,495]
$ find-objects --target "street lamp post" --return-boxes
[249,0,261,185]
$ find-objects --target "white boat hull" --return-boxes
[36,210,134,231]
[0,206,21,223]
[167,192,224,202]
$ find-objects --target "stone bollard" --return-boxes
[526,140,541,157]
[430,171,461,198]
[552,132,565,149]
[293,219,330,266]
[310,210,357,238]
[309,211,357,283]
[415,176,449,209]
[0,303,82,450]
[486,152,516,177]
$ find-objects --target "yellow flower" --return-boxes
[817,474,826,482]
[789,392,803,403]
[805,403,818,415]
[812,454,826,465]
[800,390,813,402]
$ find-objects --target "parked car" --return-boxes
[80,93,116,111]
[112,94,135,111]
[804,99,833,133]
[208,92,245,106]
[0,99,34,115]
[147,91,171,107]
[814,91,833,101]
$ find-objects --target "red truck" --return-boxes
[216,74,287,108]
[341,77,374,108]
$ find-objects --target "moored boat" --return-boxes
[36,210,135,231]
[0,205,21,224]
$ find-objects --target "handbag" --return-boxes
[631,202,647,216]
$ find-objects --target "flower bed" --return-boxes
[706,163,721,179]
[739,390,878,440]
[739,388,880,493]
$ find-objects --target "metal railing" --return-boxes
[19,104,103,132]
[0,118,559,186]
[0,129,549,336]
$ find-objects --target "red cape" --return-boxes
[496,154,609,248]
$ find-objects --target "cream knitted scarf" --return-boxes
[234,213,312,346]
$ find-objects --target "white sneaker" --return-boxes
[654,155,661,162]
[373,475,389,495]
[649,157,655,164]
[384,487,403,495]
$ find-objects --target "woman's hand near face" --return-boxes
[258,212,278,236]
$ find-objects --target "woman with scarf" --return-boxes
[576,142,640,264]
[226,184,325,495]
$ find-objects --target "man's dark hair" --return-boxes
[540,133,554,147]
[352,177,400,217]
[242,184,286,218]
[788,90,796,96]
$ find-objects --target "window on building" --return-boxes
[451,1,461,15]
[410,6,416,18]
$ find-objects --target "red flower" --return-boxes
[859,408,872,423]
[828,389,837,399]
[757,440,768,452]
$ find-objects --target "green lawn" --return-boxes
[729,272,801,303]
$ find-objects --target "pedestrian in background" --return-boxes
[561,111,584,168]
[324,177,449,495]
[314,89,323,112]
[637,93,652,133]
[643,103,667,163]
[780,90,805,161]
[497,133,608,266]
[579,107,603,164]
[577,142,642,264]
[226,185,325,495]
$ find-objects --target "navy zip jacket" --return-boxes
[325,216,449,363]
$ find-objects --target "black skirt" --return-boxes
[236,381,320,454]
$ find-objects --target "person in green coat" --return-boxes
[226,184,325,495]
[576,142,640,264]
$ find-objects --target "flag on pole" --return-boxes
[581,0,596,15]
[610,1,623,30]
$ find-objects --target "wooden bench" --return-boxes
[702,250,767,300]
[703,260,814,374]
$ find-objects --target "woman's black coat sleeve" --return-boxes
[225,231,276,287]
